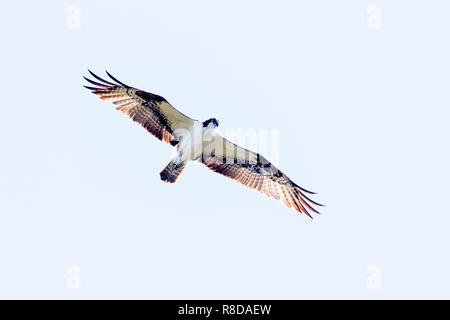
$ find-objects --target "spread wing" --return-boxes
[83,70,195,144]
[200,134,323,217]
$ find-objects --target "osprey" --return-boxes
[83,71,322,217]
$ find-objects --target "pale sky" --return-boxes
[1,1,449,299]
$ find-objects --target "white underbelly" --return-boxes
[177,121,204,162]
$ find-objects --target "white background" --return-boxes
[1,1,449,299]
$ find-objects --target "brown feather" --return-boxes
[200,135,322,217]
[84,71,194,144]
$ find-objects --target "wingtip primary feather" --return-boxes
[291,182,317,194]
[105,70,129,87]
[87,69,116,86]
[83,76,110,88]
[83,85,99,91]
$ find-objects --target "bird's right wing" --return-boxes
[200,134,323,217]
[83,70,195,144]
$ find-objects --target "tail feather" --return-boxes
[160,161,185,183]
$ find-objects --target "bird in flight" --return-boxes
[83,71,323,217]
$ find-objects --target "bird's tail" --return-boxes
[160,161,186,183]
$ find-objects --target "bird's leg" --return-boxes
[160,152,186,183]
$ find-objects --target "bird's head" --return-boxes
[202,118,219,128]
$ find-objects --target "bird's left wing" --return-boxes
[84,70,195,144]
[200,134,323,217]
